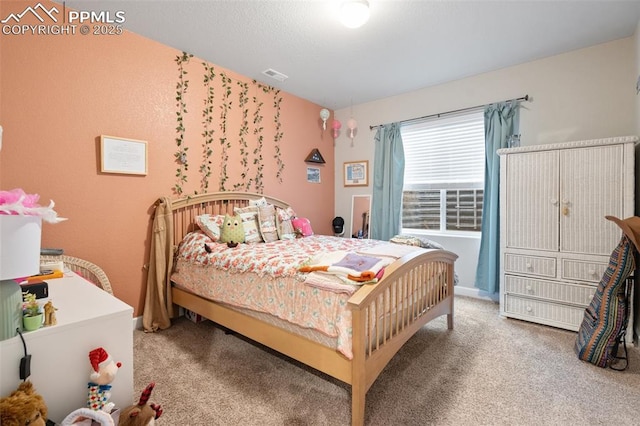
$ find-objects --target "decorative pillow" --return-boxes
[220,214,245,244]
[276,206,297,240]
[178,231,213,255]
[249,197,268,207]
[234,206,263,244]
[292,217,313,237]
[257,204,279,243]
[195,214,225,242]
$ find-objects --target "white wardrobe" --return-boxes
[498,136,637,333]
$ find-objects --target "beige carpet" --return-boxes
[132,296,640,425]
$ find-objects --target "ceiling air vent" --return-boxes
[262,68,288,82]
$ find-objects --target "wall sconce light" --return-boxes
[347,118,358,142]
[320,108,330,130]
[340,0,370,29]
[332,119,342,139]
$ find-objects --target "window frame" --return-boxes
[400,109,485,236]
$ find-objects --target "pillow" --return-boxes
[249,197,268,207]
[195,214,225,242]
[292,217,313,237]
[234,206,263,244]
[220,214,245,244]
[257,204,278,243]
[276,206,297,240]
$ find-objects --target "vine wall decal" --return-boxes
[273,89,284,183]
[171,53,286,195]
[200,61,216,194]
[234,80,251,191]
[219,72,232,191]
[252,83,266,193]
[174,51,193,195]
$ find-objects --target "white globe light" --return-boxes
[320,108,330,130]
[340,1,370,29]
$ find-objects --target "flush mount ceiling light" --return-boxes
[340,0,370,29]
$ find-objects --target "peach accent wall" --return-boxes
[0,1,334,315]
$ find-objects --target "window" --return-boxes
[401,109,485,233]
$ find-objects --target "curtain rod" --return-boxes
[369,94,530,131]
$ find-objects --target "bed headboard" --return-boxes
[167,191,290,247]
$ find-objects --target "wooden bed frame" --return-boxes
[162,191,457,425]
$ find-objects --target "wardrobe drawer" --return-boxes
[504,275,595,306]
[504,254,556,278]
[503,295,584,330]
[561,259,607,284]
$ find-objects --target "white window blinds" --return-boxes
[402,109,485,189]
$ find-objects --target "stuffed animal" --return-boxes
[0,381,48,426]
[119,382,163,426]
[60,407,115,426]
[220,213,245,244]
[87,347,122,412]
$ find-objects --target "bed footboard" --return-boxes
[347,249,457,426]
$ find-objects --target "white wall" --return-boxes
[334,37,637,294]
[636,21,640,136]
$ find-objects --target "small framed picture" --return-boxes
[344,161,368,187]
[100,135,148,175]
[307,167,321,183]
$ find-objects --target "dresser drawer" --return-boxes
[503,295,584,330]
[504,275,595,306]
[561,259,607,284]
[504,253,556,278]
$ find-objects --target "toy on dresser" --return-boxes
[44,300,58,326]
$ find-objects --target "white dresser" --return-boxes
[498,136,637,332]
[0,272,134,423]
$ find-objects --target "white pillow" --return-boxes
[249,197,268,207]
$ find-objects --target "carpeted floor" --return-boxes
[133,296,640,425]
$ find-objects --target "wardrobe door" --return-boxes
[504,150,559,252]
[559,145,624,255]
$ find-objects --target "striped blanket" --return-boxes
[574,235,635,368]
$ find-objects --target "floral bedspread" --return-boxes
[176,232,383,279]
[171,232,387,359]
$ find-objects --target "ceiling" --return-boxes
[62,0,640,110]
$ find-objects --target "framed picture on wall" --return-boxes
[344,161,368,187]
[100,135,148,175]
[307,167,321,183]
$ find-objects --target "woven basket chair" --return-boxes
[40,254,113,295]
